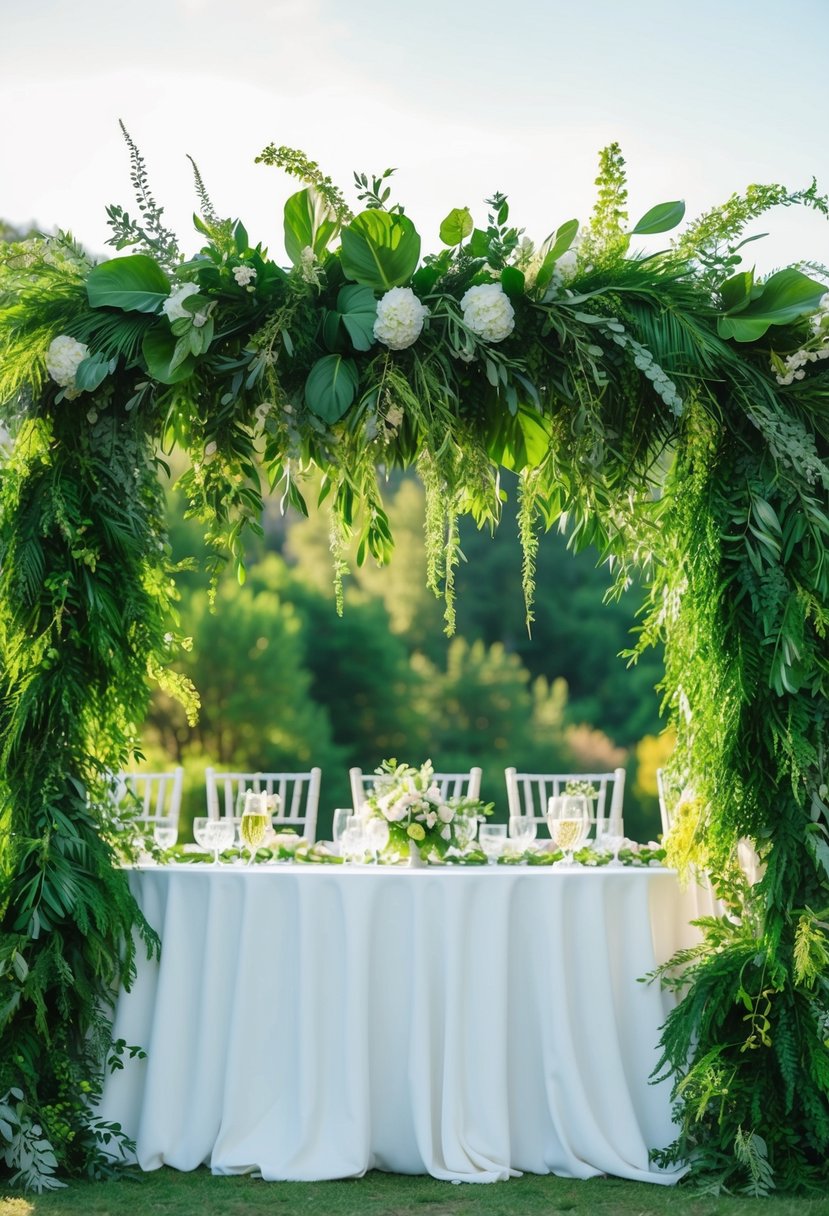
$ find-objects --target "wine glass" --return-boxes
[193,816,211,854]
[240,792,270,865]
[205,817,235,865]
[479,823,507,865]
[547,795,590,868]
[508,815,537,850]
[596,818,625,868]
[153,817,178,852]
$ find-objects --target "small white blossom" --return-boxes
[299,246,321,287]
[460,282,515,343]
[374,286,429,350]
[204,441,218,462]
[192,311,209,328]
[162,282,199,323]
[233,264,257,287]
[45,334,89,389]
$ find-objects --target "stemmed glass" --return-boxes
[153,817,178,853]
[479,823,507,865]
[508,815,537,852]
[596,818,625,868]
[240,792,270,865]
[205,817,235,865]
[547,795,590,868]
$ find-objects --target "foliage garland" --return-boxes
[1,131,828,1193]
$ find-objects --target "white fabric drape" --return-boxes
[98,866,695,1184]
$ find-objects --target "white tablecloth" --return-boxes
[99,865,695,1184]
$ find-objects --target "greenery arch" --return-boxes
[1,134,828,1194]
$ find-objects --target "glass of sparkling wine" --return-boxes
[547,796,590,868]
[240,792,270,865]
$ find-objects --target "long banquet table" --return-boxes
[98,864,701,1185]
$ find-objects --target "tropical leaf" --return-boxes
[340,210,421,290]
[304,354,358,422]
[283,187,339,266]
[86,254,170,313]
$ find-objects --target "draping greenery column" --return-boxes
[0,138,828,1194]
[0,403,176,1179]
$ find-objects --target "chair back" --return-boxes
[349,765,482,813]
[205,768,321,843]
[118,768,184,830]
[504,767,625,837]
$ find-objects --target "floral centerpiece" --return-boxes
[362,758,492,860]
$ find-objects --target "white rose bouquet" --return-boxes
[364,758,492,860]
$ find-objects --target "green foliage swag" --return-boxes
[1,132,828,1193]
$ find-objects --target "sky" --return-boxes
[1,0,828,272]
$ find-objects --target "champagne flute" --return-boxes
[240,792,269,865]
[547,795,590,868]
[479,822,507,865]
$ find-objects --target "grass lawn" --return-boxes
[3,1169,829,1216]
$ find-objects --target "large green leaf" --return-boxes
[74,353,117,393]
[439,207,473,247]
[283,187,339,266]
[717,268,826,342]
[304,354,358,422]
[142,325,197,384]
[338,285,377,351]
[340,210,421,290]
[86,255,171,313]
[631,200,686,235]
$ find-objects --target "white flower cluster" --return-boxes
[374,287,429,350]
[233,265,257,288]
[367,759,455,843]
[45,334,89,391]
[460,282,515,342]
[774,298,829,385]
[162,282,199,323]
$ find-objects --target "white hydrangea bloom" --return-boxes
[45,334,89,388]
[232,265,257,287]
[555,250,578,282]
[374,287,429,350]
[162,281,200,323]
[460,283,515,343]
